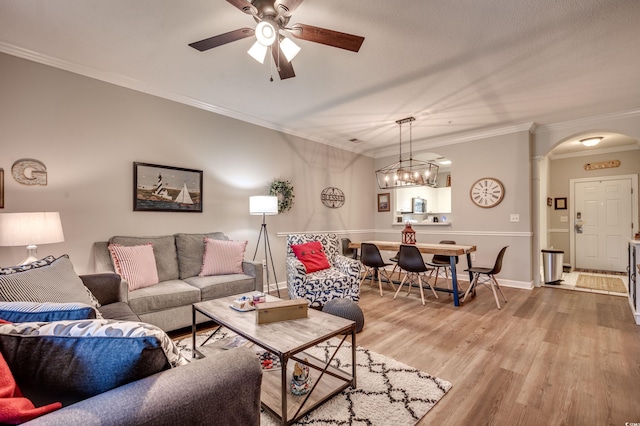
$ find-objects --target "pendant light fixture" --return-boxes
[375,117,439,189]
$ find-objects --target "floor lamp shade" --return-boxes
[250,196,278,215]
[0,212,65,264]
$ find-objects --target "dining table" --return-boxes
[348,240,477,306]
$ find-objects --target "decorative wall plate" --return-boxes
[321,187,345,208]
[470,177,504,208]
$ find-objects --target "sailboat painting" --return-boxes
[134,162,202,212]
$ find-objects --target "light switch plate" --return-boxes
[510,214,520,222]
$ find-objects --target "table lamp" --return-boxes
[249,196,279,296]
[0,212,65,264]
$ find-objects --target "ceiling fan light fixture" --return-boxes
[280,36,301,62]
[255,20,277,46]
[580,137,603,147]
[247,40,268,63]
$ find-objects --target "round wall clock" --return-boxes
[470,177,505,208]
[320,187,345,208]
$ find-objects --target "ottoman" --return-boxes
[322,298,365,333]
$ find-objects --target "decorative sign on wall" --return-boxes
[11,159,48,186]
[320,187,345,208]
[584,160,620,171]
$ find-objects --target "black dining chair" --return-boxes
[393,244,438,306]
[388,251,401,281]
[462,246,508,309]
[426,240,459,293]
[359,243,395,296]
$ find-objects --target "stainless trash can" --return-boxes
[542,249,564,284]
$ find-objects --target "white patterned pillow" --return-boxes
[199,238,247,276]
[0,255,101,314]
[108,243,160,291]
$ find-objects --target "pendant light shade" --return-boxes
[375,117,439,189]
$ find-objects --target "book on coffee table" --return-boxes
[221,335,253,350]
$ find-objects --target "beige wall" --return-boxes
[548,150,640,259]
[373,131,534,286]
[0,53,375,279]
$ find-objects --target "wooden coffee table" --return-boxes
[192,293,357,426]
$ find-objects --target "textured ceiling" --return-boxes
[1,0,639,157]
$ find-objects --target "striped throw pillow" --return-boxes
[0,301,98,322]
[108,243,159,291]
[199,238,247,276]
[0,255,101,311]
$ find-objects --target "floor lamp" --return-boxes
[249,196,280,297]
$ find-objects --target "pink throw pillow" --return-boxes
[199,238,248,276]
[291,241,331,273]
[108,243,160,291]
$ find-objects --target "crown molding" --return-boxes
[548,143,640,160]
[535,108,640,133]
[373,122,536,158]
[0,42,357,154]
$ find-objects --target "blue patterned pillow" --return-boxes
[0,301,98,323]
[0,319,188,406]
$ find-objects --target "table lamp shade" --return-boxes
[249,196,278,215]
[0,212,65,247]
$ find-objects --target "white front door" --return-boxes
[573,178,632,272]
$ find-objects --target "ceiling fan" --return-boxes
[188,0,365,80]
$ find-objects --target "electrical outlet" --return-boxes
[560,216,568,222]
[470,253,476,261]
[261,259,267,268]
[510,214,520,222]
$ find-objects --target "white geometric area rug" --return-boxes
[174,331,452,425]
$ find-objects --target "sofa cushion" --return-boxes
[0,319,188,407]
[108,243,160,290]
[0,255,101,314]
[200,238,247,276]
[0,301,97,323]
[291,241,331,273]
[184,274,256,301]
[127,280,200,315]
[110,236,179,282]
[175,232,228,279]
[97,301,140,322]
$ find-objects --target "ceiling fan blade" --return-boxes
[189,28,255,52]
[271,46,296,80]
[274,0,304,17]
[290,23,364,52]
[226,0,258,15]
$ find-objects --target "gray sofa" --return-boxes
[25,347,262,426]
[94,232,263,332]
[14,272,262,425]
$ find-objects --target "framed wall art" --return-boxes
[377,193,390,212]
[133,162,203,212]
[554,197,567,210]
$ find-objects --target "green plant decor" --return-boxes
[270,179,294,213]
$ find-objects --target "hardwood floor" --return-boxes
[355,282,640,425]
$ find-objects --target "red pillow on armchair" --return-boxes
[291,241,331,273]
